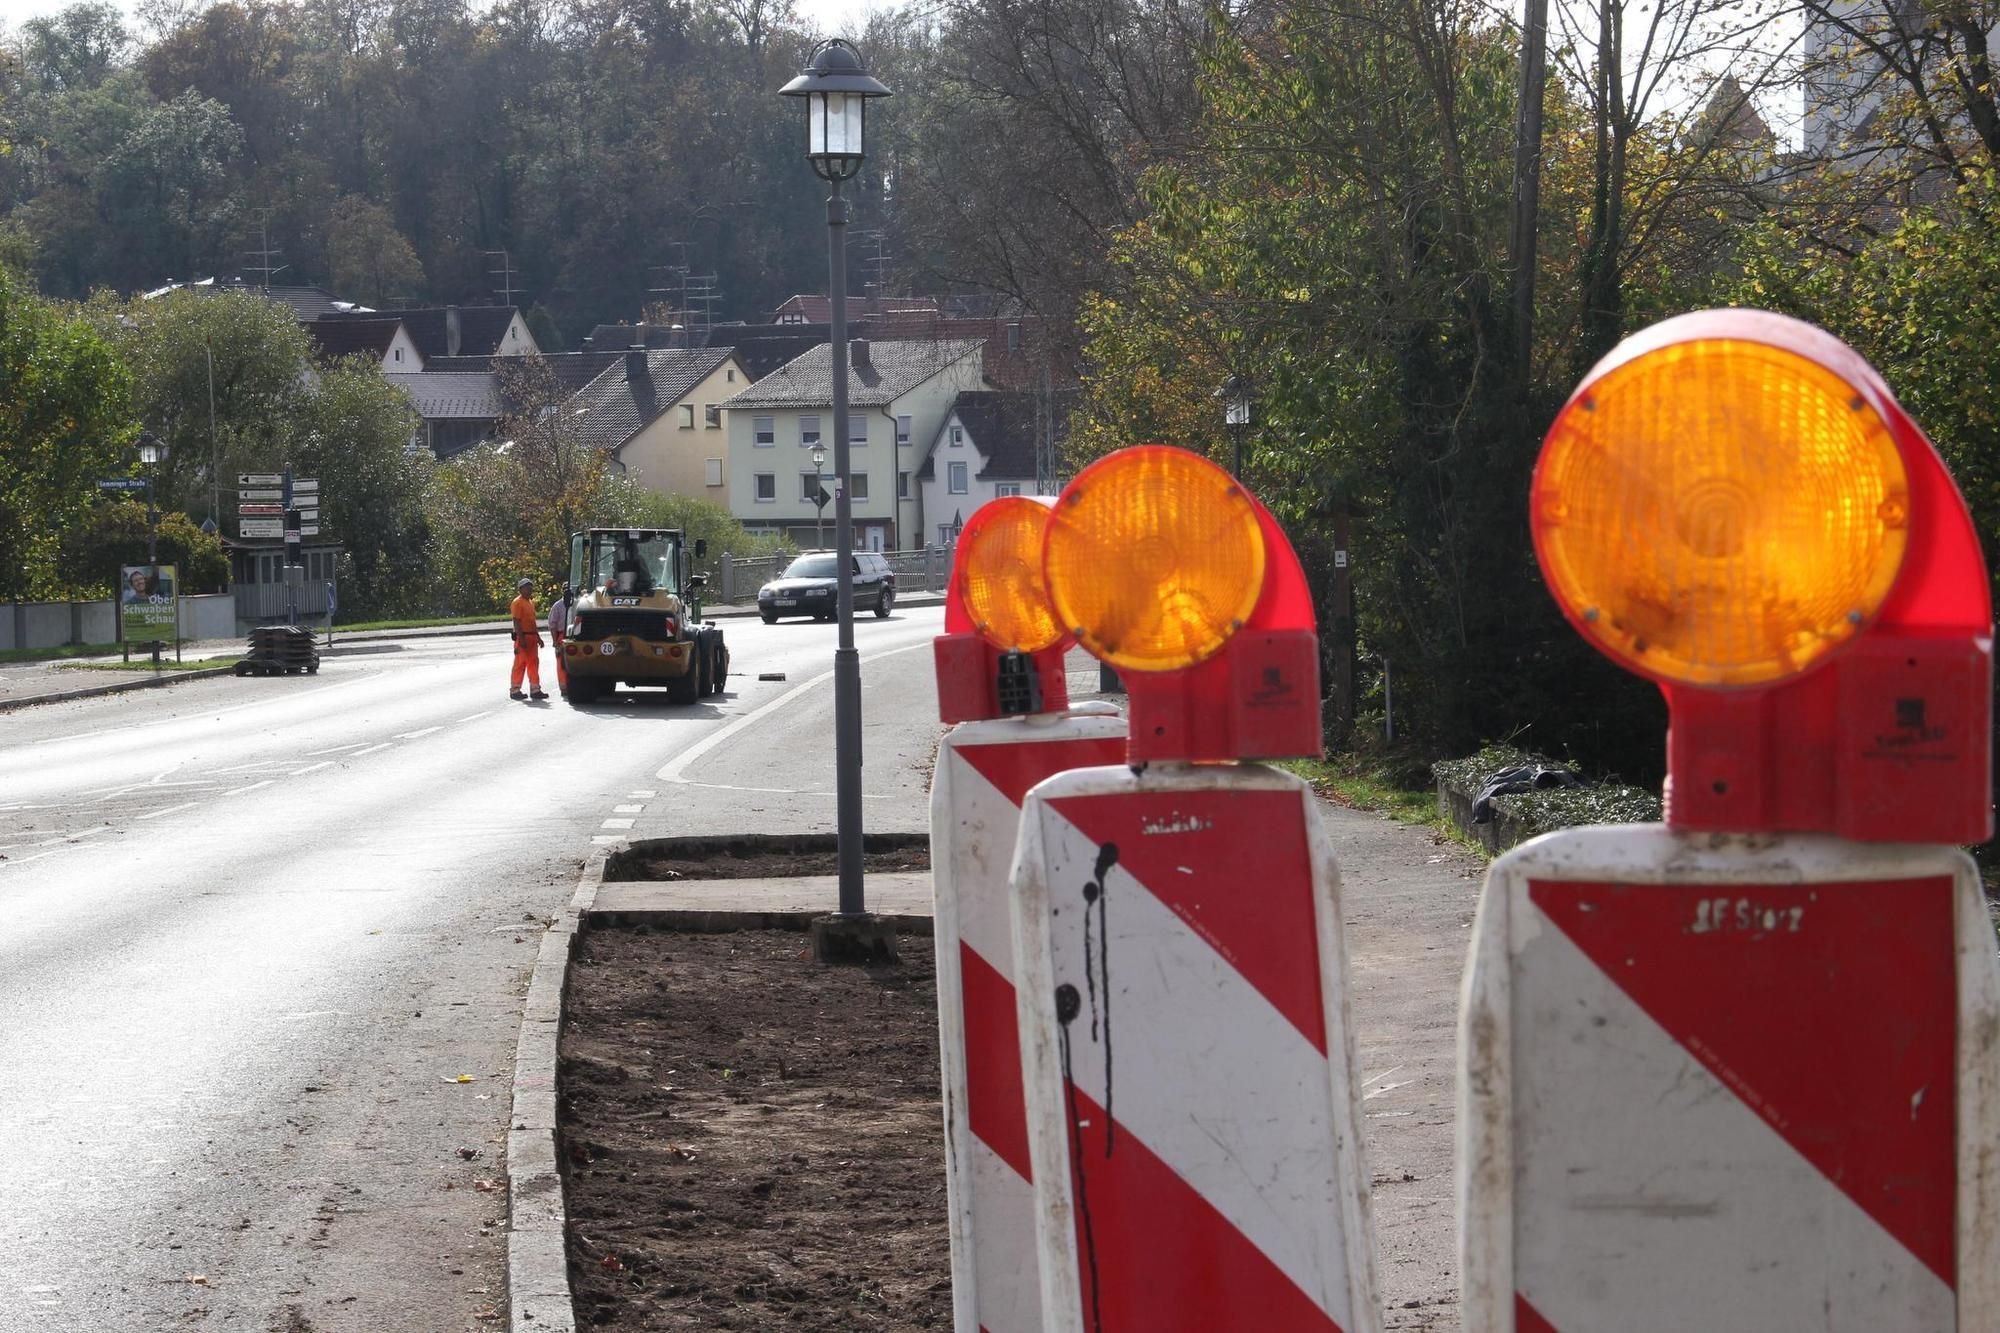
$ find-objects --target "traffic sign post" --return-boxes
[997,448,1380,1332]
[1457,310,2000,1331]
[929,497,1127,1333]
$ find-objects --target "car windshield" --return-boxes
[784,555,840,579]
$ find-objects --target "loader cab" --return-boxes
[568,529,710,614]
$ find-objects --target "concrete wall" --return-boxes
[2,594,237,652]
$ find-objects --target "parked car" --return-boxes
[758,551,896,622]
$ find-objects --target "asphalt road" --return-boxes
[0,606,948,1333]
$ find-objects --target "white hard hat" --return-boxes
[518,577,533,589]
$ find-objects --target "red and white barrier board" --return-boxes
[932,706,1127,1333]
[1459,825,2000,1333]
[1010,763,1381,1333]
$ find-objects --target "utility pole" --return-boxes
[485,249,519,306]
[1509,0,1551,379]
[244,211,287,289]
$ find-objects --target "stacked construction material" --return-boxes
[236,625,320,676]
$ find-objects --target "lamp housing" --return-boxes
[779,40,892,183]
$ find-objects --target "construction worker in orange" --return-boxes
[509,576,548,701]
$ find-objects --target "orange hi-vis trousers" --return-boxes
[511,632,542,690]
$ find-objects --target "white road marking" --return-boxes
[223,780,276,797]
[396,726,442,739]
[306,743,369,756]
[628,789,657,798]
[36,828,110,846]
[590,835,625,845]
[600,818,635,830]
[613,804,643,813]
[655,640,930,786]
[458,711,493,724]
[1362,1065,1405,1088]
[137,802,198,820]
[1363,1079,1416,1101]
[291,761,335,776]
[28,672,378,746]
[0,849,63,869]
[350,743,392,756]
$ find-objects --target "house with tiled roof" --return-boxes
[427,351,626,395]
[916,390,1063,547]
[321,306,537,359]
[387,371,504,459]
[720,338,985,550]
[566,348,749,503]
[306,317,423,371]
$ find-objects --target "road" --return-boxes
[0,607,949,1333]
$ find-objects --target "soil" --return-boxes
[560,928,949,1330]
[610,833,930,883]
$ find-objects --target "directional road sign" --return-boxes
[292,479,319,493]
[240,488,282,501]
[297,509,319,522]
[239,519,283,537]
[238,503,282,516]
[300,524,321,537]
[97,478,148,491]
[239,473,283,487]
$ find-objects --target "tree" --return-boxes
[0,268,136,601]
[20,2,132,92]
[295,357,431,617]
[326,193,425,303]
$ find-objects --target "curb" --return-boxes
[0,664,239,713]
[507,847,615,1333]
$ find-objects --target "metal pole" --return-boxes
[827,177,866,919]
[206,345,217,527]
[816,455,825,548]
[1232,422,1246,479]
[1384,656,1394,742]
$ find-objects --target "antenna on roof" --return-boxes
[484,249,520,306]
[649,242,723,347]
[243,209,287,289]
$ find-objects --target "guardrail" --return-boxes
[715,547,951,604]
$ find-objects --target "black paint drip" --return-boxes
[1081,843,1119,1155]
[1054,982,1105,1333]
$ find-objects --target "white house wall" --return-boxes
[613,356,748,506]
[917,409,1047,549]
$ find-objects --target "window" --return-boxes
[754,472,776,502]
[704,457,723,487]
[948,461,969,494]
[800,472,822,502]
[679,404,694,428]
[727,368,737,382]
[753,416,775,446]
[800,416,821,447]
[849,415,867,444]
[1007,322,1022,351]
[995,483,1021,498]
[896,415,912,446]
[897,470,911,499]
[850,473,869,501]
[704,404,720,427]
[951,425,963,445]
[393,348,404,363]
[939,523,960,546]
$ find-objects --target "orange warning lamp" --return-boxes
[935,496,1076,721]
[1043,445,1321,763]
[1533,309,1992,842]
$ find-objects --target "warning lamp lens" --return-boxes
[1534,337,1911,688]
[957,496,1063,653]
[1044,446,1266,672]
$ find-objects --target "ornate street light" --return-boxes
[812,444,828,548]
[781,40,893,953]
[137,430,167,564]
[1218,375,1252,479]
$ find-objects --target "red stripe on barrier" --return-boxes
[1048,788,1327,1053]
[961,942,1034,1182]
[1531,876,1958,1285]
[956,737,1128,809]
[1515,1292,1561,1333]
[1064,1085,1344,1333]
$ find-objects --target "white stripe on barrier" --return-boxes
[1011,763,1380,1333]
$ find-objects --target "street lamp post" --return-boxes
[782,39,893,948]
[812,444,827,548]
[137,430,168,669]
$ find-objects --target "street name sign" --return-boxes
[97,478,148,491]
